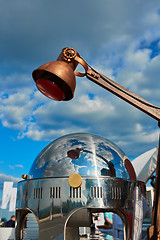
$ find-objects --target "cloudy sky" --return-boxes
[0,0,160,184]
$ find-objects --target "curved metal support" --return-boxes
[85,68,160,122]
[62,47,160,122]
[15,209,31,240]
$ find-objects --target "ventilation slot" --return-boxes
[50,187,61,199]
[34,188,42,199]
[70,187,81,198]
[111,187,122,200]
[91,186,103,198]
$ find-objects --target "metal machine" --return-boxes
[16,133,147,240]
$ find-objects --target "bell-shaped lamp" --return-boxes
[32,48,83,101]
[32,60,76,101]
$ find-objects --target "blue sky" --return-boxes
[0,0,160,186]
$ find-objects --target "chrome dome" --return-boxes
[28,133,129,179]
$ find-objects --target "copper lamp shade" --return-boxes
[32,60,76,101]
[32,48,84,101]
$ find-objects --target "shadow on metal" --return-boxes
[15,133,147,240]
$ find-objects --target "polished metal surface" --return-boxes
[16,133,146,240]
[16,176,145,239]
[28,133,129,179]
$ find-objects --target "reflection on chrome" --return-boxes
[16,133,147,240]
[28,133,129,179]
[67,148,116,177]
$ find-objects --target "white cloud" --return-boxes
[0,74,33,93]
[0,0,160,159]
[9,164,24,169]
[0,92,34,131]
[0,173,21,184]
[117,50,160,106]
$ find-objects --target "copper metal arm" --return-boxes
[70,49,160,122]
[33,47,160,122]
[83,65,160,122]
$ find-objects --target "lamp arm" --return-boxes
[82,149,109,164]
[82,149,116,177]
[83,67,160,122]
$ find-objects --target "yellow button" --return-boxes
[68,174,82,188]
